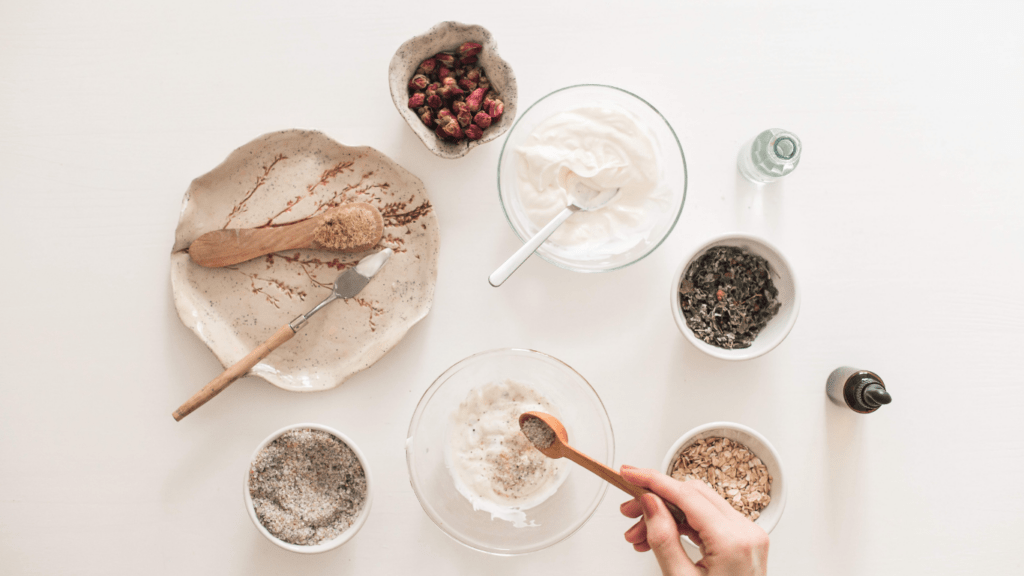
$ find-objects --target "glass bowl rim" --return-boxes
[405,347,615,555]
[496,83,688,273]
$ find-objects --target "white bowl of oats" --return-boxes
[661,422,786,537]
[244,423,373,553]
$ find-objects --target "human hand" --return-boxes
[619,465,769,576]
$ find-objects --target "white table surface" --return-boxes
[2,1,1023,574]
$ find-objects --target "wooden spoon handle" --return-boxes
[172,324,295,421]
[563,448,688,526]
[188,220,321,267]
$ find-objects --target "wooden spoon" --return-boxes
[519,411,688,526]
[188,203,384,268]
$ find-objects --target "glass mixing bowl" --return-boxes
[406,348,614,555]
[497,84,687,273]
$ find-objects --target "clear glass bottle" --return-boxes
[737,128,801,184]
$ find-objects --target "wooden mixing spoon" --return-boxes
[188,203,384,268]
[519,411,688,527]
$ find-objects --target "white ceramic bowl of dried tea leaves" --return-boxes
[244,423,373,553]
[670,232,799,361]
[661,422,787,540]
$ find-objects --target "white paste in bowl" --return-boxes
[514,104,667,256]
[445,380,569,527]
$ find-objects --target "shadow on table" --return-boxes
[735,169,785,235]
[823,395,868,576]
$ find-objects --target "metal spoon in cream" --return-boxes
[488,171,620,287]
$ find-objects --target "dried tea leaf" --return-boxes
[678,246,782,349]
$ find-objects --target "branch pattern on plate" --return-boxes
[223,153,288,228]
[216,156,434,330]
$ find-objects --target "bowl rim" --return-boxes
[669,232,800,361]
[496,83,687,273]
[388,20,517,159]
[243,422,374,554]
[660,421,787,536]
[405,347,614,555]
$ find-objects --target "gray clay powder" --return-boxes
[522,417,556,450]
[248,428,367,546]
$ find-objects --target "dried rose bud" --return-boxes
[417,58,437,75]
[459,55,477,67]
[466,68,481,82]
[452,101,468,115]
[464,124,483,140]
[420,109,434,127]
[425,82,440,97]
[457,42,482,58]
[487,99,504,120]
[441,120,463,139]
[457,109,472,127]
[473,111,492,129]
[436,85,452,100]
[426,94,443,109]
[452,67,466,78]
[434,125,449,140]
[434,52,456,67]
[442,77,458,88]
[408,93,426,108]
[437,66,452,81]
[436,108,454,125]
[466,87,486,112]
[449,86,465,98]
[457,78,476,91]
[408,74,429,91]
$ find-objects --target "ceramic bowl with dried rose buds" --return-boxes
[389,21,517,159]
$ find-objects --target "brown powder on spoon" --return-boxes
[313,204,382,251]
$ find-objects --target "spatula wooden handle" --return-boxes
[188,221,320,268]
[172,324,295,421]
[563,448,688,527]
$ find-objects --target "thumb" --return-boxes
[641,493,699,576]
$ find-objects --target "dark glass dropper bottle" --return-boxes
[827,367,892,414]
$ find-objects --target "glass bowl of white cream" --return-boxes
[497,84,687,273]
[406,348,614,555]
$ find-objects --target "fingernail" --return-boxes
[622,464,636,470]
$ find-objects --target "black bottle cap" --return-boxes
[861,383,892,408]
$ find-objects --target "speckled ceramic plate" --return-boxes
[170,129,439,392]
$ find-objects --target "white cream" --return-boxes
[514,104,667,255]
[445,380,569,527]
[354,248,392,278]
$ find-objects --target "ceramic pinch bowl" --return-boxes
[244,423,373,554]
[670,232,799,361]
[389,21,518,159]
[662,422,787,540]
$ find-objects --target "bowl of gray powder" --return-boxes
[244,424,372,553]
